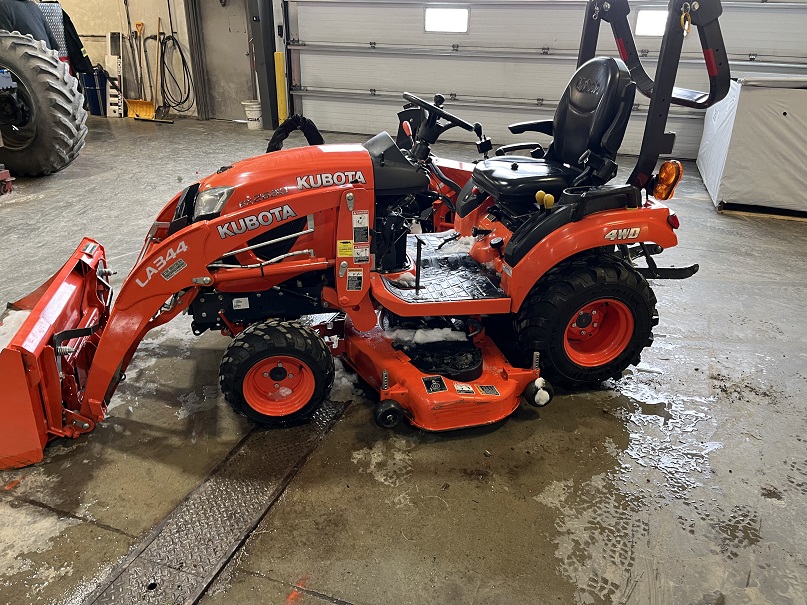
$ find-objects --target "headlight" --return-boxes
[194,186,235,220]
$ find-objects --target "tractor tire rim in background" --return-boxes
[243,355,316,416]
[563,298,635,367]
[0,66,36,151]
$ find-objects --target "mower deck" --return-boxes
[341,320,538,431]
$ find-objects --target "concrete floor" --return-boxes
[1,117,806,605]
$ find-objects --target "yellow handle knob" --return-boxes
[544,194,555,209]
[535,190,546,205]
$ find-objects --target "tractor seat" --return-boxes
[470,56,635,215]
[471,158,581,207]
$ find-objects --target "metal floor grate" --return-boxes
[81,403,343,605]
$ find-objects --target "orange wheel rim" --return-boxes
[243,355,315,416]
[563,299,634,367]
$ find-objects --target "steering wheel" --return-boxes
[402,92,475,133]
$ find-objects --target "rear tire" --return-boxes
[0,31,88,176]
[516,255,657,387]
[220,320,334,426]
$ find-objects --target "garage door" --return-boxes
[282,0,807,159]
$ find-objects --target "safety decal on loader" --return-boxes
[353,244,370,264]
[352,210,370,243]
[346,269,364,291]
[337,240,354,257]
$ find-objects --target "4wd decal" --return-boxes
[136,241,188,287]
[297,171,366,190]
[604,227,641,241]
[218,205,297,239]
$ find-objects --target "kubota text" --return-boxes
[297,171,366,190]
[218,205,298,239]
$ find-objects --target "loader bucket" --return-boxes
[0,239,111,470]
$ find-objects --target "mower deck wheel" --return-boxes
[220,320,334,426]
[374,400,405,429]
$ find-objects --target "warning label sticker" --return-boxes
[353,209,370,243]
[232,297,250,310]
[161,258,187,281]
[422,375,448,394]
[477,385,500,396]
[346,269,364,291]
[337,240,354,257]
[352,210,369,228]
[353,244,370,264]
[454,383,475,395]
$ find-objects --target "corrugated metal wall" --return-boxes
[284,0,807,159]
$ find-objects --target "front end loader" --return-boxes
[0,0,730,470]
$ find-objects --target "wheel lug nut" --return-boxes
[581,330,586,335]
[288,373,294,379]
[274,383,280,388]
[277,362,283,368]
[592,310,597,315]
[572,323,577,328]
[263,372,270,377]
[593,322,598,328]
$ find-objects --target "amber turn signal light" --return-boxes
[653,160,683,200]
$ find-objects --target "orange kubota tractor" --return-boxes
[0,0,730,469]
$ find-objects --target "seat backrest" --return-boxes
[550,57,635,167]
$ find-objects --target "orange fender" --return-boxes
[502,202,678,311]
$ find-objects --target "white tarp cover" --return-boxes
[697,79,807,211]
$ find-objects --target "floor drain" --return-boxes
[146,582,158,591]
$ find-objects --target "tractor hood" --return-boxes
[197,144,374,217]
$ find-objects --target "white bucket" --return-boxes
[242,101,262,130]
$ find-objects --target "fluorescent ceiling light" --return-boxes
[636,9,668,36]
[425,7,469,33]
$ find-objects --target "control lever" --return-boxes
[474,122,493,159]
[401,120,414,147]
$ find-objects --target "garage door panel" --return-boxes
[295,2,615,52]
[298,50,724,107]
[298,53,580,101]
[298,95,704,158]
[290,0,806,163]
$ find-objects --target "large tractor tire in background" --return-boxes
[0,31,87,176]
[516,254,658,387]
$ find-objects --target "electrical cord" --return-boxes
[159,0,195,113]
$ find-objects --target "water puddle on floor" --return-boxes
[533,343,807,604]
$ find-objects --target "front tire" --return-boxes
[516,256,657,387]
[220,320,334,426]
[0,31,88,176]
